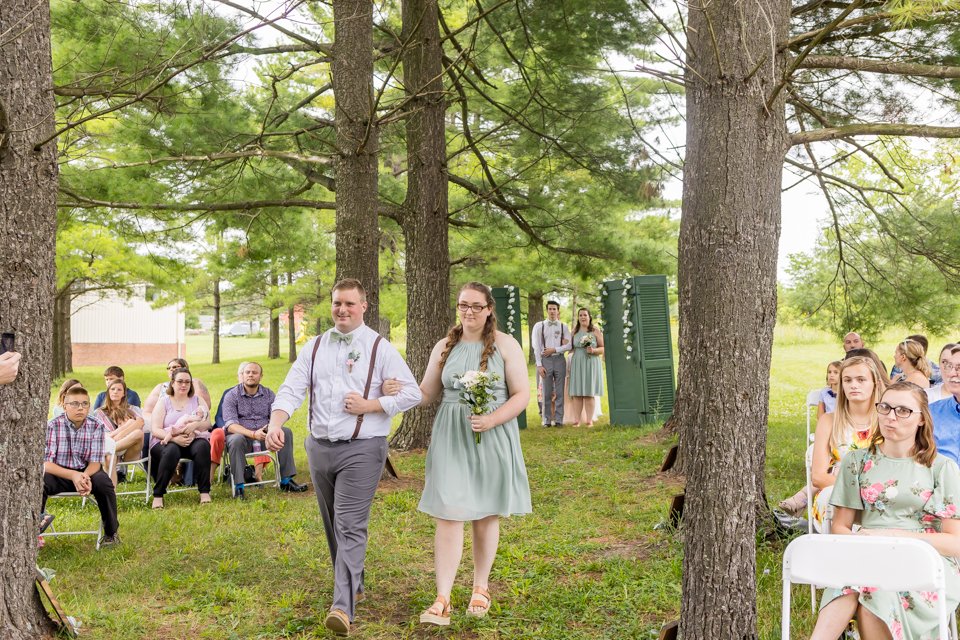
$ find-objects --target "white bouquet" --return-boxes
[453,370,501,444]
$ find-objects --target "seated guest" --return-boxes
[210,362,252,485]
[94,379,146,486]
[889,334,941,385]
[809,356,886,531]
[143,358,211,420]
[816,360,842,419]
[51,378,82,419]
[810,382,960,639]
[43,386,120,546]
[223,362,306,499]
[842,331,864,354]
[931,345,960,465]
[891,338,932,388]
[149,368,212,508]
[92,365,141,410]
[927,343,956,403]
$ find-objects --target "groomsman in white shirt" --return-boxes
[531,300,571,427]
[267,278,422,636]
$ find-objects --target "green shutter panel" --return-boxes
[601,275,675,425]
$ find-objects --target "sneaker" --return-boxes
[116,468,127,484]
[100,533,121,547]
[234,487,246,501]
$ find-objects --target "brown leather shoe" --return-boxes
[324,609,350,636]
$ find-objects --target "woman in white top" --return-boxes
[95,379,145,486]
[927,342,956,403]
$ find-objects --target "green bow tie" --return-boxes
[331,331,353,344]
[548,321,558,326]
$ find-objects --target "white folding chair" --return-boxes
[144,453,201,502]
[44,437,116,550]
[805,388,821,445]
[229,449,281,498]
[113,436,151,503]
[782,534,956,639]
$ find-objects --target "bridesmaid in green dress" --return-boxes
[567,307,604,427]
[417,282,532,626]
[811,382,960,640]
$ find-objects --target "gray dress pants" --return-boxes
[305,434,387,620]
[541,354,566,424]
[226,426,297,485]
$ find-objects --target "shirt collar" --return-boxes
[240,384,264,398]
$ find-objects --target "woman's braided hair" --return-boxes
[438,282,499,372]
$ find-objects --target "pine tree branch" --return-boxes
[86,149,334,171]
[797,55,960,79]
[791,123,960,145]
[58,188,336,212]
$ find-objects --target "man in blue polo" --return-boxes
[931,345,960,464]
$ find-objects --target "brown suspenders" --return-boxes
[308,332,383,441]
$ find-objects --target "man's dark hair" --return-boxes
[546,300,560,310]
[103,365,124,379]
[906,334,929,353]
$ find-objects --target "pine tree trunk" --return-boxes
[0,0,60,634]
[675,3,790,638]
[51,291,64,379]
[212,277,221,364]
[333,0,380,329]
[288,305,297,362]
[527,292,544,365]
[391,0,449,451]
[268,274,280,359]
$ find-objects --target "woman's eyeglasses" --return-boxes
[875,402,919,419]
[456,303,488,313]
[174,379,192,386]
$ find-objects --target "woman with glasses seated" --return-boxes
[148,368,212,508]
[143,358,211,422]
[811,381,960,639]
[94,379,145,486]
[417,282,532,626]
[809,356,887,532]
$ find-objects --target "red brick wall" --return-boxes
[72,343,186,367]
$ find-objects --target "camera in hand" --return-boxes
[0,333,14,355]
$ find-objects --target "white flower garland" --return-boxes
[620,277,635,359]
[504,285,517,336]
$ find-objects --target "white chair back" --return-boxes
[805,389,820,445]
[781,534,950,639]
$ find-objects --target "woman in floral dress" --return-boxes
[812,381,960,640]
[811,356,888,532]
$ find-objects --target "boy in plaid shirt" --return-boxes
[43,386,120,545]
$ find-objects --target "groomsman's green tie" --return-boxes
[331,332,353,344]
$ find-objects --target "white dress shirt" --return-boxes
[531,320,572,367]
[272,324,422,441]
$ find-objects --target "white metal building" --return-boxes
[70,285,186,367]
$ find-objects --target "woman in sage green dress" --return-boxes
[417,282,532,627]
[811,382,960,640]
[567,307,604,427]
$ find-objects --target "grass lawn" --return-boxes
[39,327,954,638]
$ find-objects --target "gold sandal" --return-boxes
[465,586,491,618]
[419,594,451,626]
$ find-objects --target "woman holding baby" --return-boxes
[149,367,213,508]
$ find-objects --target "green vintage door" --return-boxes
[492,286,526,429]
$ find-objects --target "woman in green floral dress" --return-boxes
[812,382,960,640]
[567,308,604,427]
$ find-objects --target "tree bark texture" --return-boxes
[212,277,221,364]
[268,274,280,359]
[0,0,60,635]
[527,292,544,365]
[287,305,297,362]
[391,0,450,451]
[51,290,69,379]
[675,2,790,638]
[333,0,380,329]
